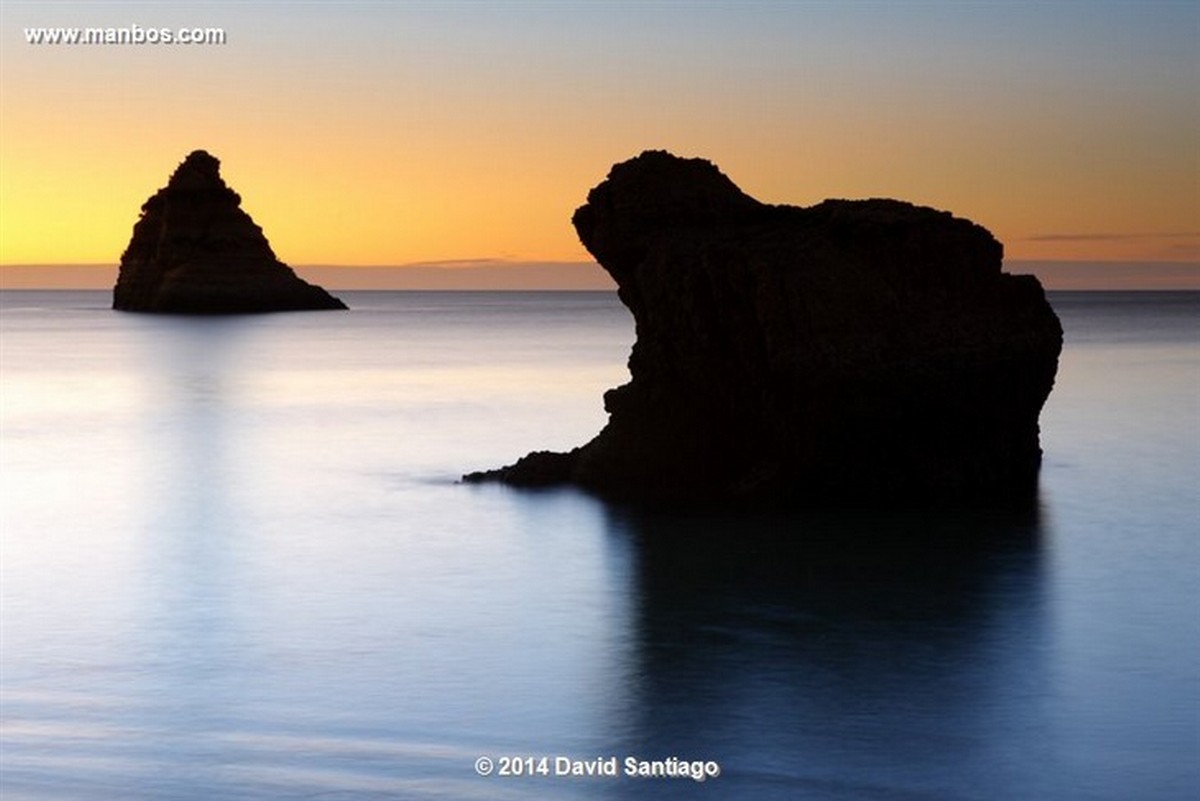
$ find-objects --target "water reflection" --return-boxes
[603,500,1051,801]
[130,316,258,772]
[135,315,254,536]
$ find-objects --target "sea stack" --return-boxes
[113,150,346,313]
[466,150,1063,504]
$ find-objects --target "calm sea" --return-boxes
[1,290,1197,800]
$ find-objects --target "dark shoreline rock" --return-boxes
[465,150,1063,504]
[113,150,346,314]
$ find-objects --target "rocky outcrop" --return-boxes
[465,150,1063,504]
[113,150,346,313]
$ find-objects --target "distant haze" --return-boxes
[2,261,1197,291]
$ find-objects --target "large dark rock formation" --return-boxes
[466,151,1063,504]
[113,150,346,313]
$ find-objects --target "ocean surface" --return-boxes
[1,290,1197,801]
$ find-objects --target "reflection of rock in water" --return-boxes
[469,151,1062,504]
[602,501,1049,800]
[134,317,249,736]
[616,500,1044,648]
[114,150,346,314]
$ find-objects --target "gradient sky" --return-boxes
[1,1,1197,286]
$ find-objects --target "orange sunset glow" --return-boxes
[1,3,1197,288]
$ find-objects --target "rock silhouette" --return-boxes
[113,150,346,313]
[466,151,1063,503]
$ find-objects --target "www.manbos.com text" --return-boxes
[25,25,226,46]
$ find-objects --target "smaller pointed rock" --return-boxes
[113,150,346,313]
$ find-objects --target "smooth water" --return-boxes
[1,290,1197,800]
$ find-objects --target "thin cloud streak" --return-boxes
[1026,232,1200,242]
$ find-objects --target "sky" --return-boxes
[1,0,1197,288]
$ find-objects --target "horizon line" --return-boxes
[1,259,1197,291]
